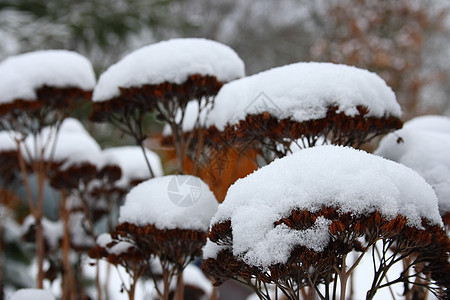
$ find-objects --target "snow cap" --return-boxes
[93,38,245,102]
[9,289,55,300]
[0,50,95,104]
[119,175,218,231]
[208,62,401,130]
[207,145,441,266]
[375,115,450,215]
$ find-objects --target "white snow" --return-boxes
[207,145,442,267]
[100,146,163,188]
[22,215,63,251]
[207,62,401,130]
[22,118,102,169]
[375,115,450,215]
[69,212,95,249]
[9,289,55,300]
[96,233,134,255]
[96,233,113,248]
[119,175,218,231]
[402,114,450,134]
[0,50,96,104]
[92,38,245,102]
[0,130,18,151]
[202,238,230,260]
[183,264,213,298]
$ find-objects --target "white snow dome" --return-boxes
[0,50,96,104]
[100,146,163,188]
[205,145,441,267]
[93,38,245,102]
[402,115,450,134]
[119,175,218,231]
[375,115,450,215]
[207,62,401,130]
[9,289,55,300]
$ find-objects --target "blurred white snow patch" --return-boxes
[402,114,450,134]
[21,215,63,250]
[22,118,102,170]
[119,175,218,231]
[93,38,245,102]
[376,115,450,215]
[9,289,55,300]
[208,62,401,130]
[100,146,163,188]
[0,130,18,151]
[96,233,134,255]
[183,264,213,299]
[0,50,95,103]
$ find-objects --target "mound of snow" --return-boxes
[207,145,441,267]
[207,62,401,130]
[93,38,245,102]
[376,115,450,214]
[9,289,55,300]
[0,50,95,104]
[119,175,218,231]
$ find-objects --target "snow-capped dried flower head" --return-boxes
[0,50,95,132]
[92,38,244,102]
[203,145,448,291]
[376,115,450,219]
[119,175,218,231]
[0,50,95,104]
[204,62,402,162]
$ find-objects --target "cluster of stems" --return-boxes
[0,86,91,292]
[90,222,208,300]
[202,208,450,300]
[203,106,402,167]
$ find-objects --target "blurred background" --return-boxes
[1,0,450,121]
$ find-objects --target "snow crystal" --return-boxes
[209,145,441,267]
[238,216,331,267]
[207,62,401,130]
[92,38,245,102]
[0,50,95,104]
[9,289,55,300]
[22,118,102,169]
[375,115,450,214]
[100,146,163,188]
[119,175,218,231]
